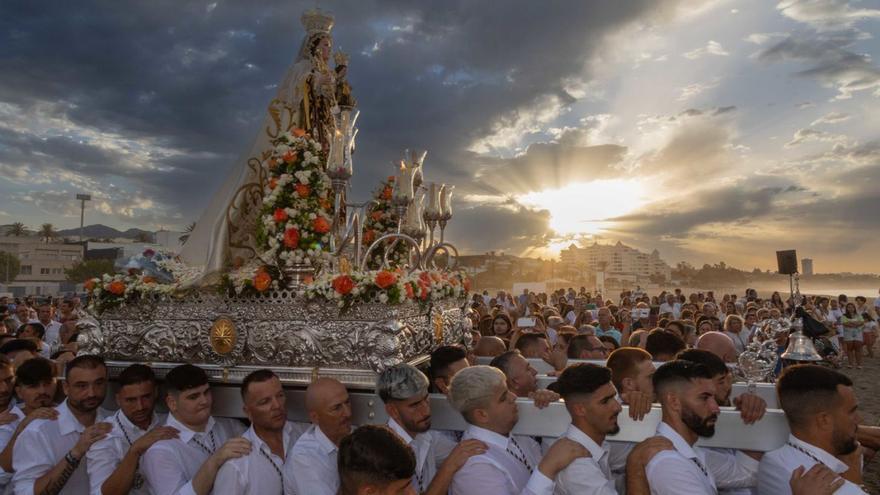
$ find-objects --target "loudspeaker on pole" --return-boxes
[776,250,798,275]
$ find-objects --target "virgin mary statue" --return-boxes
[178,8,339,287]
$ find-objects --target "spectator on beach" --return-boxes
[841,303,864,369]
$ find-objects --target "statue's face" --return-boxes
[316,36,331,62]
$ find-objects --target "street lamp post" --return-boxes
[76,194,91,245]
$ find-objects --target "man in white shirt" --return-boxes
[36,303,62,350]
[140,364,248,495]
[553,363,622,494]
[660,294,681,320]
[489,351,560,407]
[642,360,740,494]
[284,377,353,495]
[447,365,588,495]
[214,369,307,495]
[0,355,18,492]
[376,364,487,494]
[758,365,867,494]
[12,355,112,495]
[0,357,59,481]
[88,363,177,495]
[337,425,417,495]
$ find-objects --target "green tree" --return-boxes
[39,223,56,243]
[134,231,153,243]
[7,222,27,236]
[65,259,115,283]
[0,252,20,284]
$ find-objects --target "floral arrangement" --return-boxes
[361,176,409,269]
[254,128,335,273]
[304,268,470,310]
[85,249,181,313]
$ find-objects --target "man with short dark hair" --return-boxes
[12,355,111,495]
[553,363,622,494]
[88,364,177,495]
[0,355,17,491]
[338,425,417,495]
[644,330,685,361]
[430,346,469,395]
[640,360,758,494]
[214,369,307,495]
[140,363,247,495]
[376,364,486,494]
[0,357,58,478]
[758,365,866,494]
[567,335,609,360]
[36,303,61,349]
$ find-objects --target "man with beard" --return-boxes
[553,363,622,494]
[642,360,726,494]
[214,369,307,495]
[12,355,111,495]
[285,377,354,495]
[338,425,417,495]
[448,365,589,495]
[430,346,469,395]
[758,365,867,494]
[140,364,248,495]
[376,364,487,494]
[88,364,177,495]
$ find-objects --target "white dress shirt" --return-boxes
[140,414,245,495]
[554,424,616,495]
[703,447,759,494]
[0,404,23,493]
[86,409,165,495]
[645,422,717,495]
[12,399,109,495]
[659,302,681,319]
[758,434,866,494]
[386,418,457,493]
[450,424,554,495]
[284,424,349,495]
[42,320,62,348]
[214,421,305,495]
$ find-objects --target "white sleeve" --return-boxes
[12,426,52,495]
[86,436,122,495]
[645,454,715,495]
[449,460,554,495]
[285,450,338,495]
[140,445,197,495]
[703,449,758,489]
[555,458,618,495]
[211,461,245,495]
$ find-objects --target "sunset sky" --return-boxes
[1,0,878,273]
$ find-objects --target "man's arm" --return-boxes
[31,423,110,495]
[92,426,179,495]
[210,459,245,495]
[423,440,487,495]
[189,438,250,495]
[0,408,58,472]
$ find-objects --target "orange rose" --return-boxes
[254,271,272,292]
[303,275,314,285]
[375,270,397,289]
[267,157,278,169]
[463,277,471,292]
[142,276,157,284]
[420,284,429,300]
[108,280,126,296]
[292,128,306,137]
[332,275,355,295]
[362,229,376,244]
[320,198,331,210]
[430,271,442,283]
[370,211,383,221]
[273,208,288,223]
[283,228,300,248]
[312,216,331,234]
[295,184,311,198]
[282,150,297,163]
[381,187,392,200]
[405,283,415,299]
[84,279,96,292]
[268,178,278,190]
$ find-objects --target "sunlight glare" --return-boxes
[517,179,647,235]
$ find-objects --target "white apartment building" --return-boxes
[560,241,672,281]
[0,237,83,295]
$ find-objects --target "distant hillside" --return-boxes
[55,224,154,241]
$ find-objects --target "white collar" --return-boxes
[465,424,511,450]
[114,409,161,435]
[165,413,216,444]
[788,434,849,474]
[656,422,700,460]
[312,424,340,455]
[387,417,415,445]
[563,424,608,461]
[57,400,88,436]
[244,421,294,457]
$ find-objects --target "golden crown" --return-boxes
[301,8,334,35]
[333,50,349,66]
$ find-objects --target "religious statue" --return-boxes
[178,8,352,287]
[334,51,357,109]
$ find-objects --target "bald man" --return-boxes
[473,336,507,358]
[283,378,352,495]
[696,332,738,363]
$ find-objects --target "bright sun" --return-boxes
[517,179,647,235]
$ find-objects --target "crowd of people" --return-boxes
[0,288,875,494]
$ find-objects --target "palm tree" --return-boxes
[39,223,57,243]
[7,222,27,236]
[179,222,196,244]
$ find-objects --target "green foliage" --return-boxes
[65,259,116,283]
[0,252,21,284]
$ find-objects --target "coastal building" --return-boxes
[0,236,83,295]
[802,258,813,276]
[560,241,672,282]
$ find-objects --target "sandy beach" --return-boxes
[840,359,880,491]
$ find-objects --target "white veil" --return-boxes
[178,32,324,287]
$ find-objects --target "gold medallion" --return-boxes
[210,317,237,355]
[433,312,444,344]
